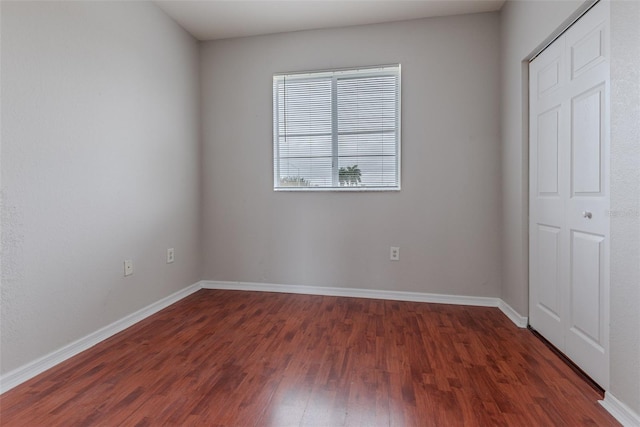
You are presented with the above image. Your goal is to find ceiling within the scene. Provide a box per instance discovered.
[155,0,506,41]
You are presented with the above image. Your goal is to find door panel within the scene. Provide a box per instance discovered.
[537,225,562,319]
[537,108,560,195]
[564,0,609,389]
[529,36,567,353]
[538,59,561,95]
[571,25,606,79]
[529,0,609,388]
[572,86,604,195]
[570,230,604,349]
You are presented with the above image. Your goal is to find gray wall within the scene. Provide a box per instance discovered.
[500,0,640,415]
[200,14,502,297]
[2,0,637,416]
[0,1,201,374]
[498,0,585,317]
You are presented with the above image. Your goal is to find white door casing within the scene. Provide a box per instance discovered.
[529,0,610,388]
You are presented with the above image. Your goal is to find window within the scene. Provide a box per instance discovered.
[273,65,401,191]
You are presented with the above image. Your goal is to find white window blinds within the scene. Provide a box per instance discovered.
[273,65,401,191]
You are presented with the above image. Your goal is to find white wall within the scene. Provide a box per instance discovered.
[200,14,502,297]
[610,0,640,414]
[0,1,201,374]
[500,0,640,416]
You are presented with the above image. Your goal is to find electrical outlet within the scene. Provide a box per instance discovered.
[167,248,175,264]
[124,259,133,276]
[390,246,400,261]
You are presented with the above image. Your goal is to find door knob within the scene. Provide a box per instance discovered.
[582,211,592,219]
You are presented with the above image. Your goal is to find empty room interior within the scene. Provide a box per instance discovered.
[1,0,639,425]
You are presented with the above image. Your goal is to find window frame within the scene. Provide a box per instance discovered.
[273,64,401,192]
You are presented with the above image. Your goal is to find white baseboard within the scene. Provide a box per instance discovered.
[0,282,202,394]
[201,280,528,328]
[600,392,640,427]
[202,280,501,307]
[498,299,529,328]
[1,280,530,395]
[7,279,637,423]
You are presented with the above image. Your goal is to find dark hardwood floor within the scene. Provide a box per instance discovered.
[0,289,619,426]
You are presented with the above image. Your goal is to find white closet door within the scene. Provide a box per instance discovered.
[529,0,610,388]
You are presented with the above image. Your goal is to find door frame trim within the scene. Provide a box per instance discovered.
[528,0,599,62]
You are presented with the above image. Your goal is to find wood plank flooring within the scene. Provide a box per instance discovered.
[0,289,619,426]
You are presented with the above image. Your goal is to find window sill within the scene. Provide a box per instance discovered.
[274,186,401,192]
